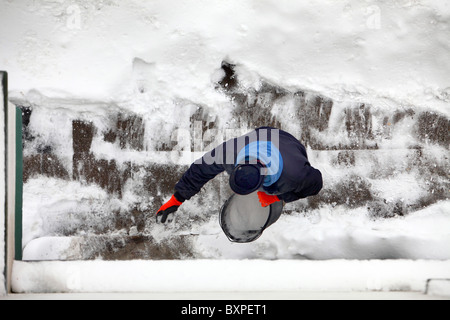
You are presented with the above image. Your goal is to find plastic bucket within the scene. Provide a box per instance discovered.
[219,192,283,243]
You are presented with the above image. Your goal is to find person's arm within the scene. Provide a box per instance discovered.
[174,149,226,202]
[156,144,229,223]
[277,166,323,203]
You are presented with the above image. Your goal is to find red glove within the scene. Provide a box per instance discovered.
[156,194,183,223]
[257,191,280,207]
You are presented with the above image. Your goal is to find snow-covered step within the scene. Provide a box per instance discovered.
[21,200,450,261]
[22,234,199,261]
[11,259,450,294]
[426,279,450,298]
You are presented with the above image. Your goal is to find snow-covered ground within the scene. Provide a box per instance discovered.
[0,0,449,295]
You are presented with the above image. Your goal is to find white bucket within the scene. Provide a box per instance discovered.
[220,192,283,243]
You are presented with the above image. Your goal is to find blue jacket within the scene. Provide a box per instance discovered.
[174,127,323,203]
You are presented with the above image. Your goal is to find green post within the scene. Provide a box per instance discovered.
[15,107,22,261]
[1,71,7,288]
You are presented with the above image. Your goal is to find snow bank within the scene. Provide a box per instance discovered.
[12,259,450,294]
[1,0,449,113]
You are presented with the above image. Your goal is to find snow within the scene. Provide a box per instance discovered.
[20,190,450,261]
[194,201,450,260]
[1,0,449,115]
[11,259,450,293]
[0,0,449,295]
[426,279,450,298]
[22,177,111,248]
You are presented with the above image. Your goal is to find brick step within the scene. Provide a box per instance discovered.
[22,235,199,261]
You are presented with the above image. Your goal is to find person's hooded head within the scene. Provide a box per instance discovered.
[229,160,265,195]
[230,140,283,195]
